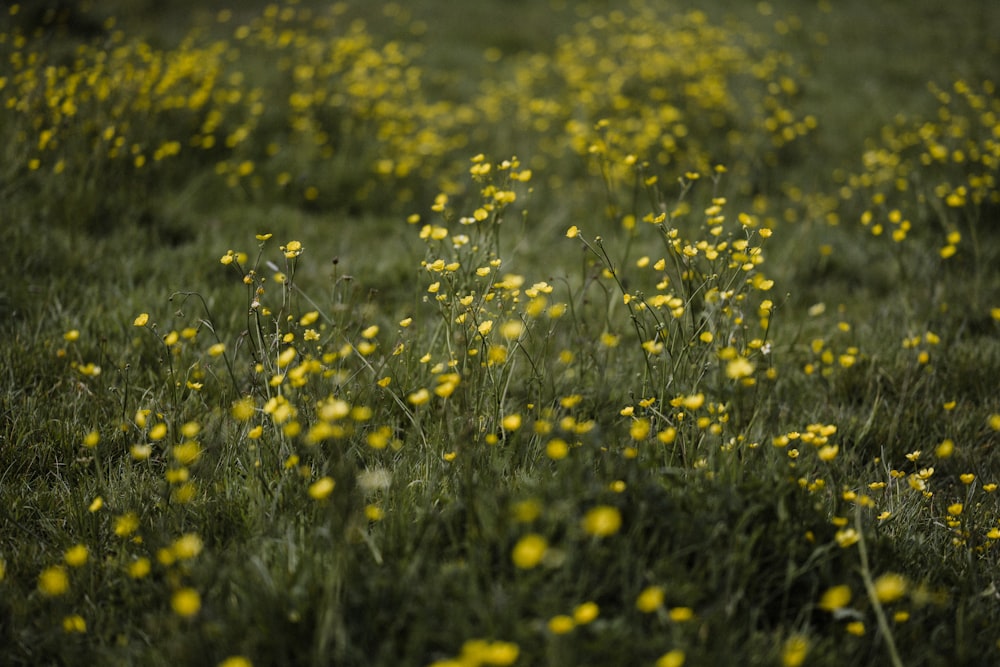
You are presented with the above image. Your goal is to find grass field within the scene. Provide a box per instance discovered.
[2,1,1000,665]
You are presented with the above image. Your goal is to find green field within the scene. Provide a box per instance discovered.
[3,1,1000,665]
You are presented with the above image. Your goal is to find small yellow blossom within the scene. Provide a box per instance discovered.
[669,606,694,622]
[547,615,575,634]
[819,585,852,611]
[782,634,809,667]
[935,439,954,458]
[988,414,1000,431]
[581,505,622,537]
[218,657,253,667]
[172,533,204,560]
[511,534,547,569]
[655,650,686,667]
[873,573,908,603]
[835,528,859,547]
[127,558,151,579]
[62,615,87,634]
[502,414,522,431]
[308,477,336,500]
[680,393,705,410]
[725,356,755,380]
[573,601,599,625]
[232,397,256,421]
[818,444,839,461]
[64,544,89,568]
[636,585,665,612]
[407,388,431,406]
[38,565,70,596]
[114,513,140,538]
[171,588,201,617]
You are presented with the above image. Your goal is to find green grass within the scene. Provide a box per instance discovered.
[2,1,1000,666]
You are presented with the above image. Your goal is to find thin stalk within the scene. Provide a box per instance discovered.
[855,505,904,667]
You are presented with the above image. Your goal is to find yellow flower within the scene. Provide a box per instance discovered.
[171,587,201,617]
[725,356,755,380]
[130,443,152,461]
[308,477,336,500]
[835,528,859,548]
[547,615,575,634]
[655,650,686,667]
[669,606,694,622]
[114,512,140,537]
[572,601,599,625]
[62,614,87,633]
[873,573,907,603]
[629,418,650,440]
[846,621,865,636]
[133,313,149,327]
[511,533,547,569]
[680,393,704,410]
[636,585,665,613]
[988,414,1000,431]
[500,320,524,340]
[218,657,253,667]
[471,641,518,666]
[935,439,954,458]
[407,388,430,406]
[818,585,852,611]
[82,430,99,448]
[231,397,256,421]
[502,414,522,431]
[781,634,809,667]
[512,499,541,523]
[38,565,70,596]
[277,347,297,368]
[581,505,622,537]
[818,444,839,461]
[127,558,151,579]
[64,544,89,568]
[172,533,204,560]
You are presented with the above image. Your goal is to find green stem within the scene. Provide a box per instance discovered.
[855,505,904,667]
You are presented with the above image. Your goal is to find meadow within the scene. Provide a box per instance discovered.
[2,0,1000,665]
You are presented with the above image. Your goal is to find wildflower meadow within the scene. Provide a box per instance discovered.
[2,1,1000,665]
